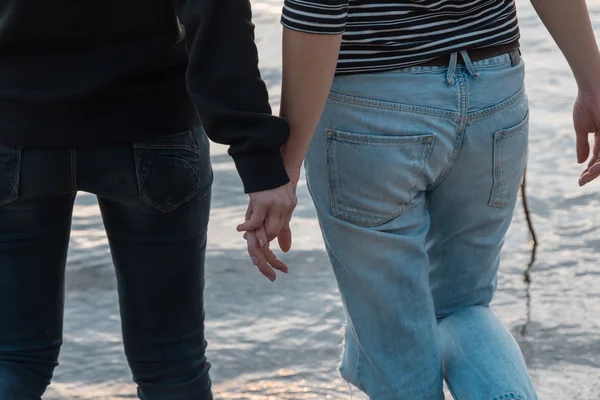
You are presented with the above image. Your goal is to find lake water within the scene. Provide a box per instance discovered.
[44,1,600,399]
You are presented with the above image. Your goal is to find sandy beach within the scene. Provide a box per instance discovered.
[43,1,600,399]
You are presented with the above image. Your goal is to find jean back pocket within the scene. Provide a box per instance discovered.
[326,129,434,227]
[489,112,529,208]
[134,128,211,213]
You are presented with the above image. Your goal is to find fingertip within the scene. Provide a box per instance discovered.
[238,223,257,232]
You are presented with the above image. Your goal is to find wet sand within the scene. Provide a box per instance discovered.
[44,1,600,399]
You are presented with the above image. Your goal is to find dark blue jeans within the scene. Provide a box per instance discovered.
[0,128,214,400]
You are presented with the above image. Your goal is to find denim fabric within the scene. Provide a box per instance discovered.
[0,128,214,400]
[305,52,538,400]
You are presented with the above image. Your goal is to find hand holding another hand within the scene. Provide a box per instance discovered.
[238,166,301,281]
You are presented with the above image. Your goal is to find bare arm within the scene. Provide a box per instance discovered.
[278,0,348,171]
[531,0,600,183]
[280,29,342,171]
[530,0,600,92]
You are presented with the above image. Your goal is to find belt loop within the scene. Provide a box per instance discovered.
[509,49,521,67]
[460,50,480,78]
[446,52,458,85]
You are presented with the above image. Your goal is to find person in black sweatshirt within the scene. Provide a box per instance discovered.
[0,1,296,399]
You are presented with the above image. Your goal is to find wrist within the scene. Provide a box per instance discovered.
[284,159,303,172]
[281,146,304,171]
[574,54,600,95]
[577,78,600,96]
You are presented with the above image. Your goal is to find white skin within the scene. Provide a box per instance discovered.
[241,0,600,280]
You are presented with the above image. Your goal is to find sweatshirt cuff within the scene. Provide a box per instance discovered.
[232,150,290,193]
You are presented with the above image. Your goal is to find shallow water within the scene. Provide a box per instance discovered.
[44,1,600,399]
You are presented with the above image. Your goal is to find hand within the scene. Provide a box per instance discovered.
[276,164,301,252]
[241,164,300,280]
[237,172,298,252]
[574,90,600,186]
[244,230,288,282]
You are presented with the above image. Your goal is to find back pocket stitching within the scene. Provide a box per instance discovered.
[133,147,201,213]
[133,128,200,155]
[489,112,529,208]
[0,147,20,207]
[326,129,434,227]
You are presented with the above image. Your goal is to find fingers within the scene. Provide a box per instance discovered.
[245,202,253,222]
[240,184,298,278]
[264,187,297,241]
[263,245,289,274]
[591,131,600,165]
[245,229,288,280]
[240,183,298,235]
[576,129,590,164]
[245,230,261,267]
[264,211,285,242]
[277,217,293,253]
[579,131,600,186]
[580,161,600,186]
[255,226,268,249]
[237,202,266,232]
[245,231,276,282]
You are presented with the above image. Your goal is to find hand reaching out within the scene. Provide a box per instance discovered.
[575,90,600,186]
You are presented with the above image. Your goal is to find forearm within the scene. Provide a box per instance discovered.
[531,0,600,92]
[280,28,342,169]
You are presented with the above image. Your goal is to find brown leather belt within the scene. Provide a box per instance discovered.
[419,41,521,67]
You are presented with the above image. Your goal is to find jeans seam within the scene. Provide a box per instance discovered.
[133,128,200,155]
[328,91,459,118]
[133,144,201,155]
[489,393,531,400]
[468,85,526,121]
[446,383,531,400]
[426,74,468,192]
[191,127,200,150]
[14,148,21,195]
[445,379,458,400]
[139,189,199,214]
[488,110,529,208]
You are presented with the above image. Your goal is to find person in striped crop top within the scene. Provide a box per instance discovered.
[282,0,520,73]
[242,0,600,398]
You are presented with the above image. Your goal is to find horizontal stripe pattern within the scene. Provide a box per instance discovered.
[281,0,520,74]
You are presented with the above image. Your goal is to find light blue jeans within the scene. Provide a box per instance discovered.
[305,50,538,400]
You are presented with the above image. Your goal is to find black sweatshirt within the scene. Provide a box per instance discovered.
[0,0,289,193]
